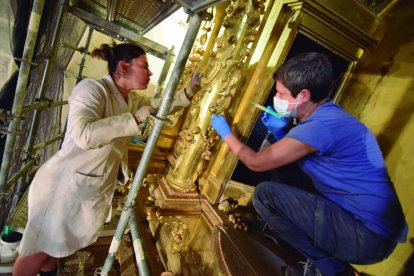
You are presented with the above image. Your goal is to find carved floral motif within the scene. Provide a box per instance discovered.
[167,0,266,192]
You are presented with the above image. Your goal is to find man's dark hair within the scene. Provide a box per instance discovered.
[273,52,334,102]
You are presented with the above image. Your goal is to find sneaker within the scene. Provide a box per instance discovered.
[285,260,323,276]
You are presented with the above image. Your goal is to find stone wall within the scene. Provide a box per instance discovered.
[340,0,414,274]
[0,0,15,88]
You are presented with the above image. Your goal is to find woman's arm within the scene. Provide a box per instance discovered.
[68,79,139,149]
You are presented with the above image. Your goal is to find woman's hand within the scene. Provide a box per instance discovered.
[133,106,154,123]
[185,73,202,98]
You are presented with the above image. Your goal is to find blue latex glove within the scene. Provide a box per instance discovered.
[261,106,290,140]
[211,114,232,140]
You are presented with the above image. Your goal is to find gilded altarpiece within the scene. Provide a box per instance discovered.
[141,0,380,274]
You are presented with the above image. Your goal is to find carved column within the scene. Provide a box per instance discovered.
[166,0,265,192]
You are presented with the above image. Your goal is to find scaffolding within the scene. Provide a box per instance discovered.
[0,0,221,274]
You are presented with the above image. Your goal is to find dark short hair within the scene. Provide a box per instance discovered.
[91,42,146,75]
[273,52,333,102]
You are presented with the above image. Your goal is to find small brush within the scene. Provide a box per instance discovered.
[250,101,282,119]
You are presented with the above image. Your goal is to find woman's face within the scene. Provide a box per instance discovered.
[123,54,153,90]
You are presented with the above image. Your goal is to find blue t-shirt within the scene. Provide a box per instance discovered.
[287,101,408,242]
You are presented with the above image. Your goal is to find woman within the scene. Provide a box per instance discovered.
[13,42,200,275]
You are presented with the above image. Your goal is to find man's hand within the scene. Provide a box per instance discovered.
[134,106,154,123]
[261,106,290,140]
[211,114,232,140]
[185,73,202,98]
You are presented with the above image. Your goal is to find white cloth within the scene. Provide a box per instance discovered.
[18,74,190,257]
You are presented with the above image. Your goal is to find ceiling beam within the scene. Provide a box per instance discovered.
[69,6,169,60]
[175,0,227,13]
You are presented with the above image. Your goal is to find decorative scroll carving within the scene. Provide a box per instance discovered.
[170,221,189,253]
[166,8,216,127]
[142,12,215,138]
[218,197,249,231]
[166,0,266,192]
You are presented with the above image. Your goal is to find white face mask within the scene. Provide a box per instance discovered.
[273,97,298,118]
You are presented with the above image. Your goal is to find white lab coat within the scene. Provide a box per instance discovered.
[18,74,190,257]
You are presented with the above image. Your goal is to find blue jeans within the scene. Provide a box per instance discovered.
[253,165,397,276]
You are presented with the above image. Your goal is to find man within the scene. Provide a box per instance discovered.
[211,52,407,275]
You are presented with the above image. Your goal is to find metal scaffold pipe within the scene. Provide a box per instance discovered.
[153,46,175,98]
[21,100,68,114]
[100,13,203,276]
[4,132,64,192]
[76,27,94,84]
[8,0,69,220]
[24,0,68,157]
[0,0,45,201]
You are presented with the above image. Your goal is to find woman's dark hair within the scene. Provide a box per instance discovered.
[91,42,146,75]
[273,52,334,102]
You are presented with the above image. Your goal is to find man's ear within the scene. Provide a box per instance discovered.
[299,89,311,101]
